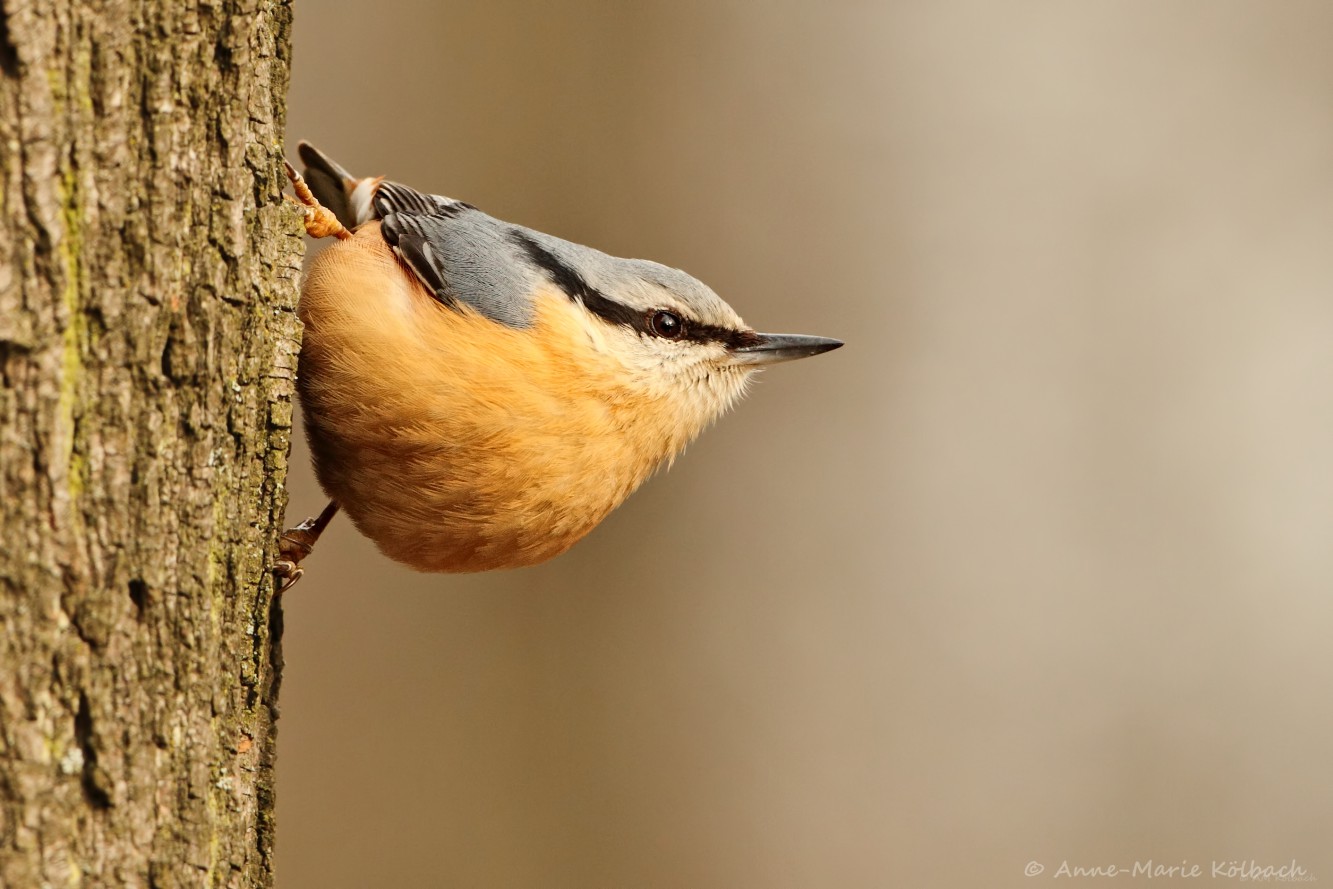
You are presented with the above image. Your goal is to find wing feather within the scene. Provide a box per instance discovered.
[376,184,535,328]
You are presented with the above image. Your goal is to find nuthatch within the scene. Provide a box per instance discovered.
[275,143,841,588]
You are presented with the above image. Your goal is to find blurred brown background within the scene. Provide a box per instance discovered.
[279,2,1333,886]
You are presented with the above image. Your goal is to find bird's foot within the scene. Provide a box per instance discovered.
[273,501,341,593]
[284,160,352,241]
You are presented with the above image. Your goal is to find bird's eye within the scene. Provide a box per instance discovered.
[649,310,684,339]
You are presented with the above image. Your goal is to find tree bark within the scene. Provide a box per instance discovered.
[0,1,299,886]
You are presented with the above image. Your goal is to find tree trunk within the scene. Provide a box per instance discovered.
[0,1,299,885]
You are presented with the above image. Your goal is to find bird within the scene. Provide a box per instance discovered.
[275,142,841,588]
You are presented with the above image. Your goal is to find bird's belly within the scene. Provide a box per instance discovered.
[304,424,634,572]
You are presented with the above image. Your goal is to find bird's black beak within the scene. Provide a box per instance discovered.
[729,332,844,366]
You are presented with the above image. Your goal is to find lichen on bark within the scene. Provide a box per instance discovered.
[0,1,301,885]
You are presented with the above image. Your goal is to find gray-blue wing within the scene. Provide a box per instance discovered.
[375,183,536,329]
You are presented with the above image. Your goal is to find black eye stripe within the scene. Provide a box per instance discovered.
[509,230,760,349]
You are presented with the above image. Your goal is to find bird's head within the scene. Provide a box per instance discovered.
[511,231,842,439]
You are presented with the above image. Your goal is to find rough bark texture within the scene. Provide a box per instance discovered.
[0,1,299,886]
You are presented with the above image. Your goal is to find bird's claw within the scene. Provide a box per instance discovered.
[284,159,352,241]
[273,559,305,594]
[271,501,341,593]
